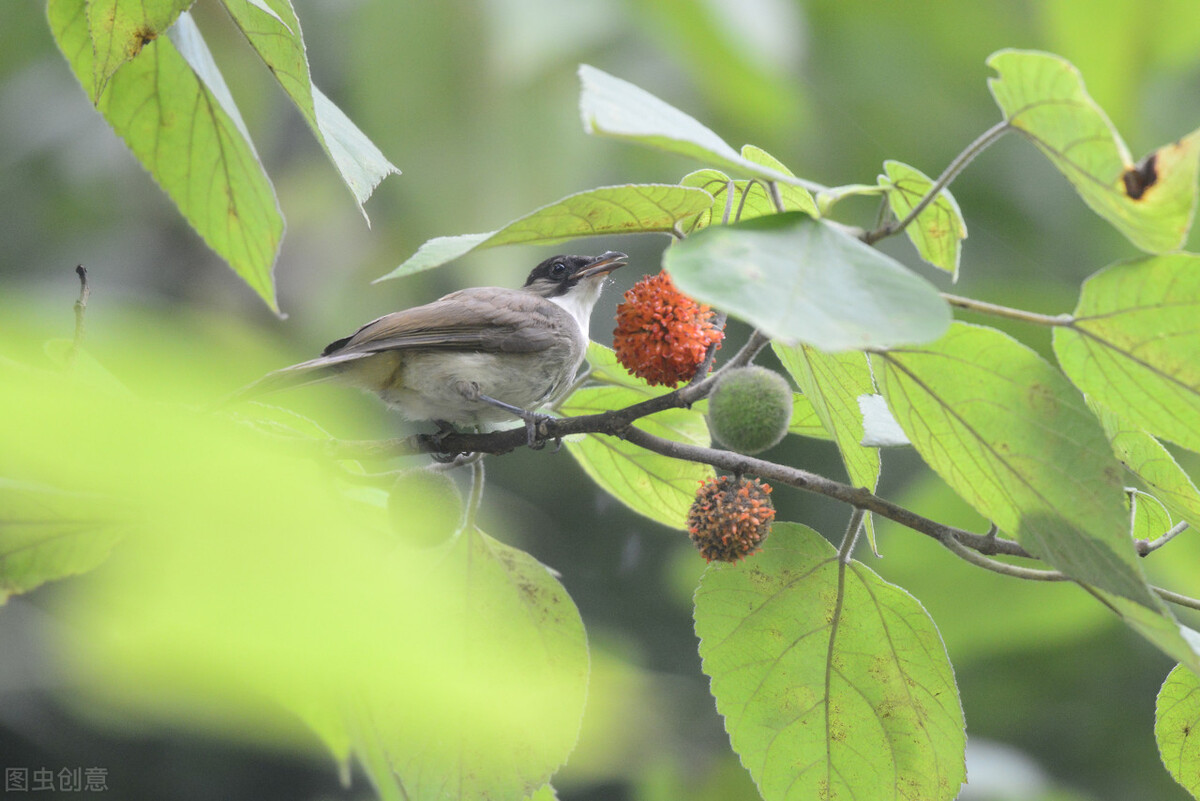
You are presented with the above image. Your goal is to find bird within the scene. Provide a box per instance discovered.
[230,251,628,449]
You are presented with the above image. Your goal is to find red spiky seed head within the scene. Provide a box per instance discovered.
[613,271,723,388]
[687,475,775,562]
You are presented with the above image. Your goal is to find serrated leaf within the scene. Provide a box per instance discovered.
[561,385,712,529]
[379,185,713,281]
[695,523,965,801]
[774,344,881,552]
[1054,254,1200,454]
[0,480,126,603]
[880,160,966,279]
[987,49,1200,253]
[1090,400,1200,529]
[86,0,191,97]
[48,2,283,311]
[1157,663,1200,799]
[579,65,821,191]
[221,0,399,219]
[874,322,1157,608]
[665,212,950,351]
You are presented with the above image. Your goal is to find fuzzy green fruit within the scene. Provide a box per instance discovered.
[706,366,793,454]
[388,467,463,547]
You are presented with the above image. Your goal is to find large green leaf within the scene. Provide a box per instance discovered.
[695,523,965,801]
[561,385,713,529]
[879,160,966,279]
[0,480,126,603]
[1090,401,1200,529]
[774,344,881,552]
[987,49,1200,253]
[220,0,399,218]
[48,2,283,311]
[379,185,713,281]
[664,213,950,351]
[1,348,587,801]
[874,322,1156,608]
[86,0,191,97]
[1054,254,1200,454]
[579,65,820,191]
[1157,663,1200,799]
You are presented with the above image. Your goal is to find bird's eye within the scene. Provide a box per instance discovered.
[551,261,567,277]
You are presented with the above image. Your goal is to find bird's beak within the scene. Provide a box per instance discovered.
[578,251,628,280]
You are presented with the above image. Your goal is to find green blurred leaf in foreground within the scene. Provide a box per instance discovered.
[1054,254,1200,455]
[695,523,965,801]
[664,213,950,351]
[1156,663,1200,799]
[874,322,1156,608]
[48,1,284,311]
[0,345,587,801]
[987,49,1200,254]
[379,184,713,281]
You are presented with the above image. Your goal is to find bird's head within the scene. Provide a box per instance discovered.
[522,251,628,299]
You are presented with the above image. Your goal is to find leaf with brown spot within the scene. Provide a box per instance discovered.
[988,49,1200,253]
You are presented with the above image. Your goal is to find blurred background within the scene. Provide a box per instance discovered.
[4,0,1200,798]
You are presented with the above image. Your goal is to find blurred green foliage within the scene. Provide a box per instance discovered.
[5,1,1200,799]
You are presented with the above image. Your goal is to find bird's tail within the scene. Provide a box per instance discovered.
[213,358,340,410]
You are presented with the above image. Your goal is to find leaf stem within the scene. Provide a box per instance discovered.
[941,293,1073,327]
[864,120,1010,245]
[838,508,866,564]
[1136,520,1189,556]
[70,265,90,364]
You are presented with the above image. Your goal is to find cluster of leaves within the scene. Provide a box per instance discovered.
[45,0,400,312]
[8,8,1200,800]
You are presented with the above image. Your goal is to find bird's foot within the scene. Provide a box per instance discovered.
[424,420,466,463]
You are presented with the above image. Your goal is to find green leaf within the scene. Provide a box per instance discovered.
[1157,663,1200,799]
[774,344,881,552]
[1054,254,1200,454]
[987,49,1200,253]
[48,2,284,311]
[0,480,126,603]
[874,322,1157,608]
[664,213,951,351]
[680,164,815,235]
[561,385,712,529]
[583,342,657,390]
[379,185,713,281]
[2,358,588,800]
[695,523,965,801]
[86,0,191,97]
[1089,401,1200,529]
[788,393,832,440]
[879,160,966,279]
[373,528,590,800]
[579,65,821,191]
[740,146,819,216]
[1101,595,1200,674]
[220,0,399,218]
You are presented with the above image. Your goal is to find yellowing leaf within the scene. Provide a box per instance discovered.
[987,49,1200,253]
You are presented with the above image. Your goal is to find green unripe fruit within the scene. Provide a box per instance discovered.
[388,467,463,547]
[706,366,793,454]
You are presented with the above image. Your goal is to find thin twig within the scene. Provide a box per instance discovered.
[942,293,1072,327]
[464,457,485,532]
[69,265,90,363]
[1136,520,1189,556]
[1152,585,1200,612]
[863,121,1010,245]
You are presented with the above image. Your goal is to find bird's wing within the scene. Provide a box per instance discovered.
[323,288,567,357]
